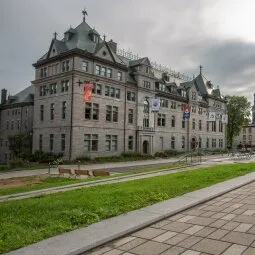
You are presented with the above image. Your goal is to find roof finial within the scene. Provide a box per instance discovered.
[82,8,88,22]
[103,34,106,41]
[53,32,58,39]
[199,65,203,75]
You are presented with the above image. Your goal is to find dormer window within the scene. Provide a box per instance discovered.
[146,67,150,73]
[93,35,99,43]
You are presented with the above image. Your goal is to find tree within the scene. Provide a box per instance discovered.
[8,132,32,157]
[226,96,251,148]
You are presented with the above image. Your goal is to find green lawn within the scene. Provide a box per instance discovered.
[0,163,255,254]
[0,163,185,196]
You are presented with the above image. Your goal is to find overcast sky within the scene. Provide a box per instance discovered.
[0,0,255,104]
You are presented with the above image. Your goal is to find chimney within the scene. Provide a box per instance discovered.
[1,88,7,104]
[108,39,117,53]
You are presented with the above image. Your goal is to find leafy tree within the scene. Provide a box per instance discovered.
[226,96,251,148]
[8,132,32,157]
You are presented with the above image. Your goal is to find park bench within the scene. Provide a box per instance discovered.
[92,170,110,177]
[58,168,74,178]
[74,169,93,178]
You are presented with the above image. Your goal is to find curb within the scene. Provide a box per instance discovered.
[4,172,255,255]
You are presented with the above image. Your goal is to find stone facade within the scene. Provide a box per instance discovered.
[31,17,227,160]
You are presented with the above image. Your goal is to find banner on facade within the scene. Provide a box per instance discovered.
[83,82,94,101]
[183,105,191,119]
[208,112,216,121]
[222,114,228,124]
[151,99,160,111]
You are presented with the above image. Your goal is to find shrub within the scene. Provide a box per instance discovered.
[8,159,25,169]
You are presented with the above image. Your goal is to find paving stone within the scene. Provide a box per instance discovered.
[177,215,195,223]
[201,211,216,217]
[233,223,253,232]
[103,249,124,255]
[222,231,255,246]
[167,214,186,221]
[207,229,229,240]
[118,238,147,251]
[231,208,246,215]
[152,231,177,242]
[242,247,255,255]
[247,226,255,234]
[233,215,255,224]
[177,235,202,248]
[160,246,185,255]
[111,237,137,248]
[181,250,201,255]
[243,210,255,216]
[184,225,204,235]
[209,219,228,228]
[165,233,190,245]
[151,220,171,228]
[187,216,216,226]
[130,240,170,255]
[231,203,244,209]
[221,244,247,255]
[221,213,236,220]
[122,253,136,255]
[192,238,231,255]
[184,209,205,216]
[199,205,221,212]
[162,222,193,232]
[221,221,240,231]
[194,227,217,237]
[88,246,112,255]
[210,212,227,219]
[132,227,166,239]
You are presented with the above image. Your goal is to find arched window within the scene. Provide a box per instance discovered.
[199,137,202,148]
[171,136,175,149]
[182,136,185,148]
[143,99,149,113]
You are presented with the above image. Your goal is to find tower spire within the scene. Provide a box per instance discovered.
[199,65,203,75]
[82,8,88,22]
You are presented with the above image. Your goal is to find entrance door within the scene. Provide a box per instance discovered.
[191,138,196,150]
[143,140,149,154]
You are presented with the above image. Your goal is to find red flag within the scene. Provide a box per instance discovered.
[83,82,94,101]
[184,105,191,113]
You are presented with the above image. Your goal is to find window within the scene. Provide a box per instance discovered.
[181,90,186,97]
[212,138,216,148]
[5,141,8,148]
[182,119,185,129]
[198,137,202,148]
[170,101,176,109]
[212,121,216,132]
[40,67,47,77]
[192,106,196,113]
[191,92,196,100]
[143,80,151,88]
[219,121,223,132]
[206,138,209,148]
[171,116,175,127]
[62,60,70,72]
[11,121,14,130]
[61,80,69,92]
[50,103,55,120]
[50,83,57,94]
[127,91,136,101]
[182,136,185,148]
[128,109,134,124]
[100,66,106,76]
[128,136,133,150]
[192,119,195,129]
[156,83,166,92]
[160,99,168,108]
[207,122,209,132]
[146,67,150,73]
[0,139,3,147]
[171,136,175,149]
[199,120,202,131]
[107,68,112,78]
[117,71,122,81]
[249,127,252,133]
[6,121,9,130]
[24,120,28,129]
[40,105,44,121]
[219,138,223,148]
[17,120,20,130]
[105,135,118,151]
[157,113,166,127]
[105,86,120,98]
[49,134,54,151]
[243,128,246,133]
[243,135,246,140]
[84,134,98,151]
[95,65,100,75]
[106,105,118,122]
[7,110,9,116]
[82,61,88,72]
[61,134,65,151]
[143,118,149,128]
[92,84,102,95]
[85,103,99,120]
[144,100,149,113]
[40,85,47,96]
[62,101,67,119]
[26,108,28,115]
[198,107,203,115]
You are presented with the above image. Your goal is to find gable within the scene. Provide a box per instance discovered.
[94,44,115,63]
[48,43,58,58]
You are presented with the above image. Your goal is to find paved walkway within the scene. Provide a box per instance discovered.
[5,171,255,255]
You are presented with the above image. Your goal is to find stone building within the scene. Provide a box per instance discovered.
[31,13,227,160]
[0,86,34,163]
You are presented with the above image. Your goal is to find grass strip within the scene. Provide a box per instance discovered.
[0,163,185,196]
[0,163,254,254]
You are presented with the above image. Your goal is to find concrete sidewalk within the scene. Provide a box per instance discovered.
[5,171,255,255]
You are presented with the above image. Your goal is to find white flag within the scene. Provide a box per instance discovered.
[222,114,228,124]
[151,99,160,111]
[208,112,216,121]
